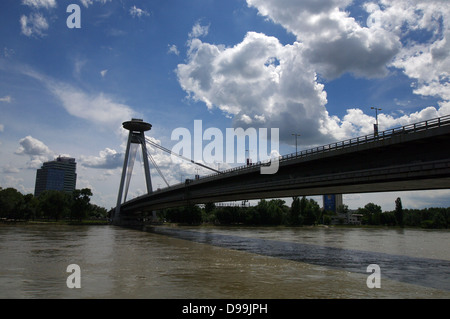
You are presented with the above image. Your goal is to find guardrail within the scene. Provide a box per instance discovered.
[279,114,450,162]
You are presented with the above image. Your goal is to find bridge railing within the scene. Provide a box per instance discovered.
[175,114,450,185]
[280,115,450,161]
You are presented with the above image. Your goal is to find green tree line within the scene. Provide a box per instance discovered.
[160,196,449,229]
[161,197,333,226]
[0,187,108,222]
[355,198,449,229]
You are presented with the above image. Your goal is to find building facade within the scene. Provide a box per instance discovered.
[34,156,77,197]
[323,194,362,225]
[323,194,343,213]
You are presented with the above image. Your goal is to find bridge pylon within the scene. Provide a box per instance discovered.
[113,118,153,223]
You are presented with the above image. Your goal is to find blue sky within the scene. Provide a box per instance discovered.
[1,0,449,210]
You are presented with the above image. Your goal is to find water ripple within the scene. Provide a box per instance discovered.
[148,226,450,291]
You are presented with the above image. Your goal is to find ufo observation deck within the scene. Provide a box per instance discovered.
[122,119,152,132]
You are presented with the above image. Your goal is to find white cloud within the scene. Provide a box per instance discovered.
[2,164,20,174]
[73,59,87,78]
[1,175,28,194]
[80,0,111,8]
[189,22,210,38]
[365,0,450,101]
[50,85,135,128]
[15,135,54,169]
[79,0,92,7]
[168,44,180,56]
[0,96,11,103]
[177,31,332,144]
[247,0,450,100]
[20,13,49,37]
[129,6,150,18]
[3,48,15,58]
[80,148,124,169]
[15,135,51,157]
[20,67,136,129]
[247,0,401,79]
[21,0,56,9]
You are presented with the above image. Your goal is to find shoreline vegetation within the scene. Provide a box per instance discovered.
[0,218,109,225]
[155,198,449,229]
[1,219,448,231]
[0,187,108,224]
[1,187,448,229]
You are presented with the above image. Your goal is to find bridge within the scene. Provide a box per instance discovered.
[112,115,450,224]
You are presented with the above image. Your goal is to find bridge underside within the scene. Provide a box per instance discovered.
[118,122,450,217]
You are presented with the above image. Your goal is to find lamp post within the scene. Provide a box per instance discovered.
[292,133,300,155]
[246,149,252,166]
[371,107,382,136]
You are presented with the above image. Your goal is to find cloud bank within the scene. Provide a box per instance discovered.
[177,0,450,146]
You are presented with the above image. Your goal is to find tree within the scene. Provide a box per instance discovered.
[395,197,404,227]
[364,202,382,215]
[22,193,39,220]
[267,199,286,225]
[183,204,203,224]
[89,204,108,219]
[361,202,382,225]
[290,196,301,225]
[204,202,216,214]
[71,188,93,221]
[38,190,70,221]
[202,202,217,223]
[243,206,259,225]
[256,199,269,224]
[303,198,320,225]
[0,188,24,220]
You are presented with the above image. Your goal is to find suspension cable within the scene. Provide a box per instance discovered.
[145,137,223,174]
[134,135,170,188]
[147,152,170,188]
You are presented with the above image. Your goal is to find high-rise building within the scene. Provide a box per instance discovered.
[34,156,77,197]
[323,194,343,213]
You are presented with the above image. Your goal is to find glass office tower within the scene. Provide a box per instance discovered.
[34,156,77,196]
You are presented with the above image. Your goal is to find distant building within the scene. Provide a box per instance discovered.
[34,156,77,197]
[331,210,363,225]
[324,194,362,225]
[323,194,343,213]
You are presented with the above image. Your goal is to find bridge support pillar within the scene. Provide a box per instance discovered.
[113,119,153,224]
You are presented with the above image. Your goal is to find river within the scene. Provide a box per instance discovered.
[0,223,449,299]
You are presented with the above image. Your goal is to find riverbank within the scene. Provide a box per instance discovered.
[2,218,446,231]
[157,221,439,231]
[0,218,109,225]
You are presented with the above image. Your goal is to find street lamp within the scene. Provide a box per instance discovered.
[371,107,382,136]
[292,133,300,155]
[246,149,252,166]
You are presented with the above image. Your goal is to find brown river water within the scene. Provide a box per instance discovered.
[0,223,449,299]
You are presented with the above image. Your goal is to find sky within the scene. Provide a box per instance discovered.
[0,0,449,211]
